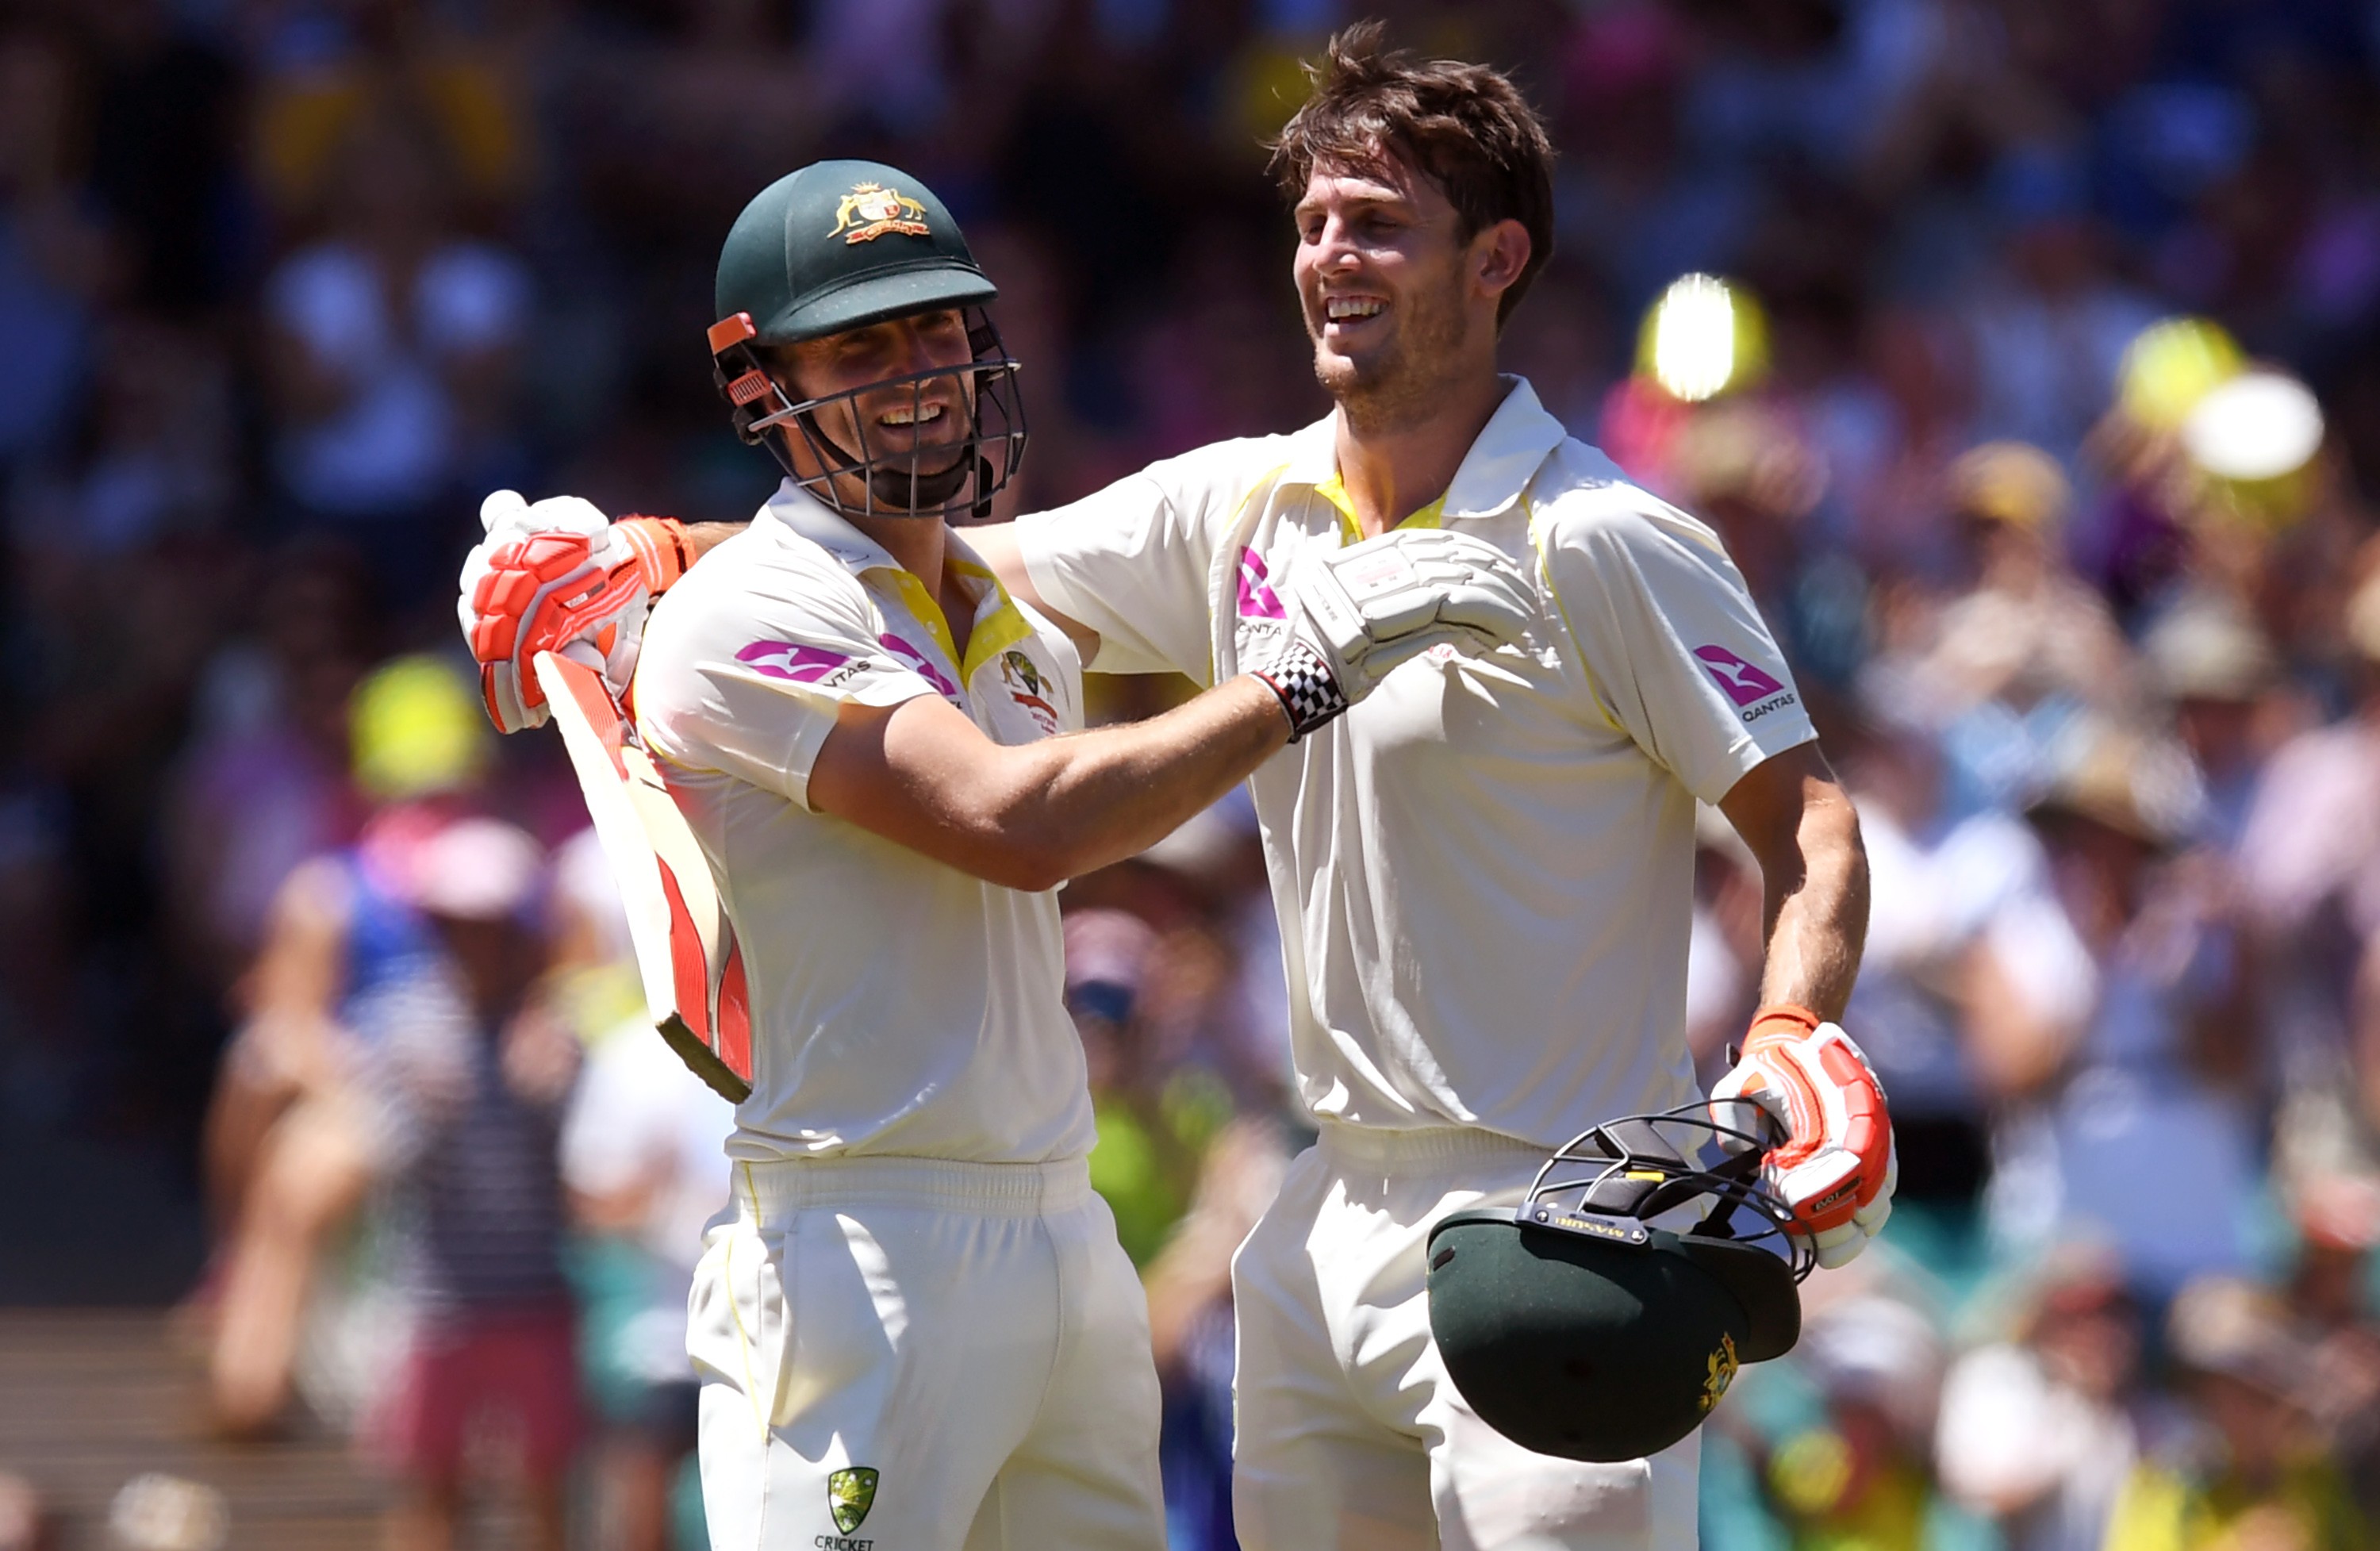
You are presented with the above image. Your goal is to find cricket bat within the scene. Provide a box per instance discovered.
[535,651,753,1103]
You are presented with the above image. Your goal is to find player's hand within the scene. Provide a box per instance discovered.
[1246,529,1536,740]
[457,490,693,731]
[1710,1005,1896,1269]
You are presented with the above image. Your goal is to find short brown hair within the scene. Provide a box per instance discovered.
[1268,21,1557,327]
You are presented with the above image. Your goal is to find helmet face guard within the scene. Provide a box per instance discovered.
[1518,1104,1815,1286]
[711,305,1027,524]
[1424,1104,1808,1464]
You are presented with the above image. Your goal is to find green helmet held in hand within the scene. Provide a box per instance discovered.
[1426,1107,1806,1464]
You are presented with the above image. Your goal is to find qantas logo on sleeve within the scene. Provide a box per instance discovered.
[737,641,858,684]
[1693,645,1789,710]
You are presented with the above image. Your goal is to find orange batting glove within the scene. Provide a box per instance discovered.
[1710,1004,1897,1269]
[458,491,693,731]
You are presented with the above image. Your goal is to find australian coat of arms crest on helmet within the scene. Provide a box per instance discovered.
[829,182,930,244]
[1699,1332,1740,1414]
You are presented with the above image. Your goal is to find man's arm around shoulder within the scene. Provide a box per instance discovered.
[807,679,1285,893]
[812,519,1543,893]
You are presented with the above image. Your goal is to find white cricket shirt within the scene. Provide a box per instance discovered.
[1018,378,1817,1146]
[634,482,1096,1166]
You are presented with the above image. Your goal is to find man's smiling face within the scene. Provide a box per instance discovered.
[1292,153,1476,417]
[775,307,977,489]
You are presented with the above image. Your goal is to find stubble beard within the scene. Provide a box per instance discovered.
[804,390,975,515]
[1311,281,1473,436]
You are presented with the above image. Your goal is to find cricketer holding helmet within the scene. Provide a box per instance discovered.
[473,157,1536,1551]
[463,32,1894,1551]
[999,40,1887,1547]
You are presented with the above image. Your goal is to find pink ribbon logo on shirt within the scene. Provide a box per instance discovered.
[878,633,961,701]
[737,641,854,683]
[1693,645,1786,706]
[1237,547,1286,620]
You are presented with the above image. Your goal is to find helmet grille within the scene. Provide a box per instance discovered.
[1522,1103,1815,1283]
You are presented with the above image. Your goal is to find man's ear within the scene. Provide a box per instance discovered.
[1472,218,1531,308]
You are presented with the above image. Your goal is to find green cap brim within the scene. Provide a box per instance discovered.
[759,260,998,345]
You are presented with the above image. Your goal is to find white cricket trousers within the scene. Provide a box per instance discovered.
[688,1154,1167,1551]
[1230,1123,1700,1551]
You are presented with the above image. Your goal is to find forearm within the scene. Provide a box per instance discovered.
[813,674,1289,890]
[1714,749,1893,1265]
[1011,676,1287,878]
[1752,778,1868,1020]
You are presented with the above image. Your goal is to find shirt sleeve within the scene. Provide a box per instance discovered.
[1537,493,1816,804]
[1013,443,1261,685]
[635,545,942,809]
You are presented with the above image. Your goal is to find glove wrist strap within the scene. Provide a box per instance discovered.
[1248,642,1349,743]
[1745,1004,1824,1049]
[617,516,693,592]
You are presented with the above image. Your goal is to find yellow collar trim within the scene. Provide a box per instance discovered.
[877,556,1038,689]
[880,567,961,670]
[1312,472,1446,545]
[950,558,1036,684]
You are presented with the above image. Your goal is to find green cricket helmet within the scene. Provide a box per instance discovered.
[708,159,1026,520]
[1426,1105,1808,1464]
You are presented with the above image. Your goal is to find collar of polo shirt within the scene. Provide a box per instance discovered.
[1284,374,1571,544]
[761,479,1038,684]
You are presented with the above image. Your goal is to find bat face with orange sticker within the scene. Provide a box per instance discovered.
[536,651,751,1102]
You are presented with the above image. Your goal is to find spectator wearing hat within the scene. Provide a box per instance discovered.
[1663,395,1873,697]
[202,655,494,1438]
[1936,1240,2163,1551]
[2102,1277,2369,1551]
[359,816,581,1551]
[1755,1295,1979,1551]
[2143,593,2282,850]
[1912,442,2136,724]
[1963,719,2262,1298]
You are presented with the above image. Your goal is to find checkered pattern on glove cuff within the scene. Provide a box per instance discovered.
[1250,640,1349,742]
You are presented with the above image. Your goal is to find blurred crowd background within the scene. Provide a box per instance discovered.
[5,0,2380,1547]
